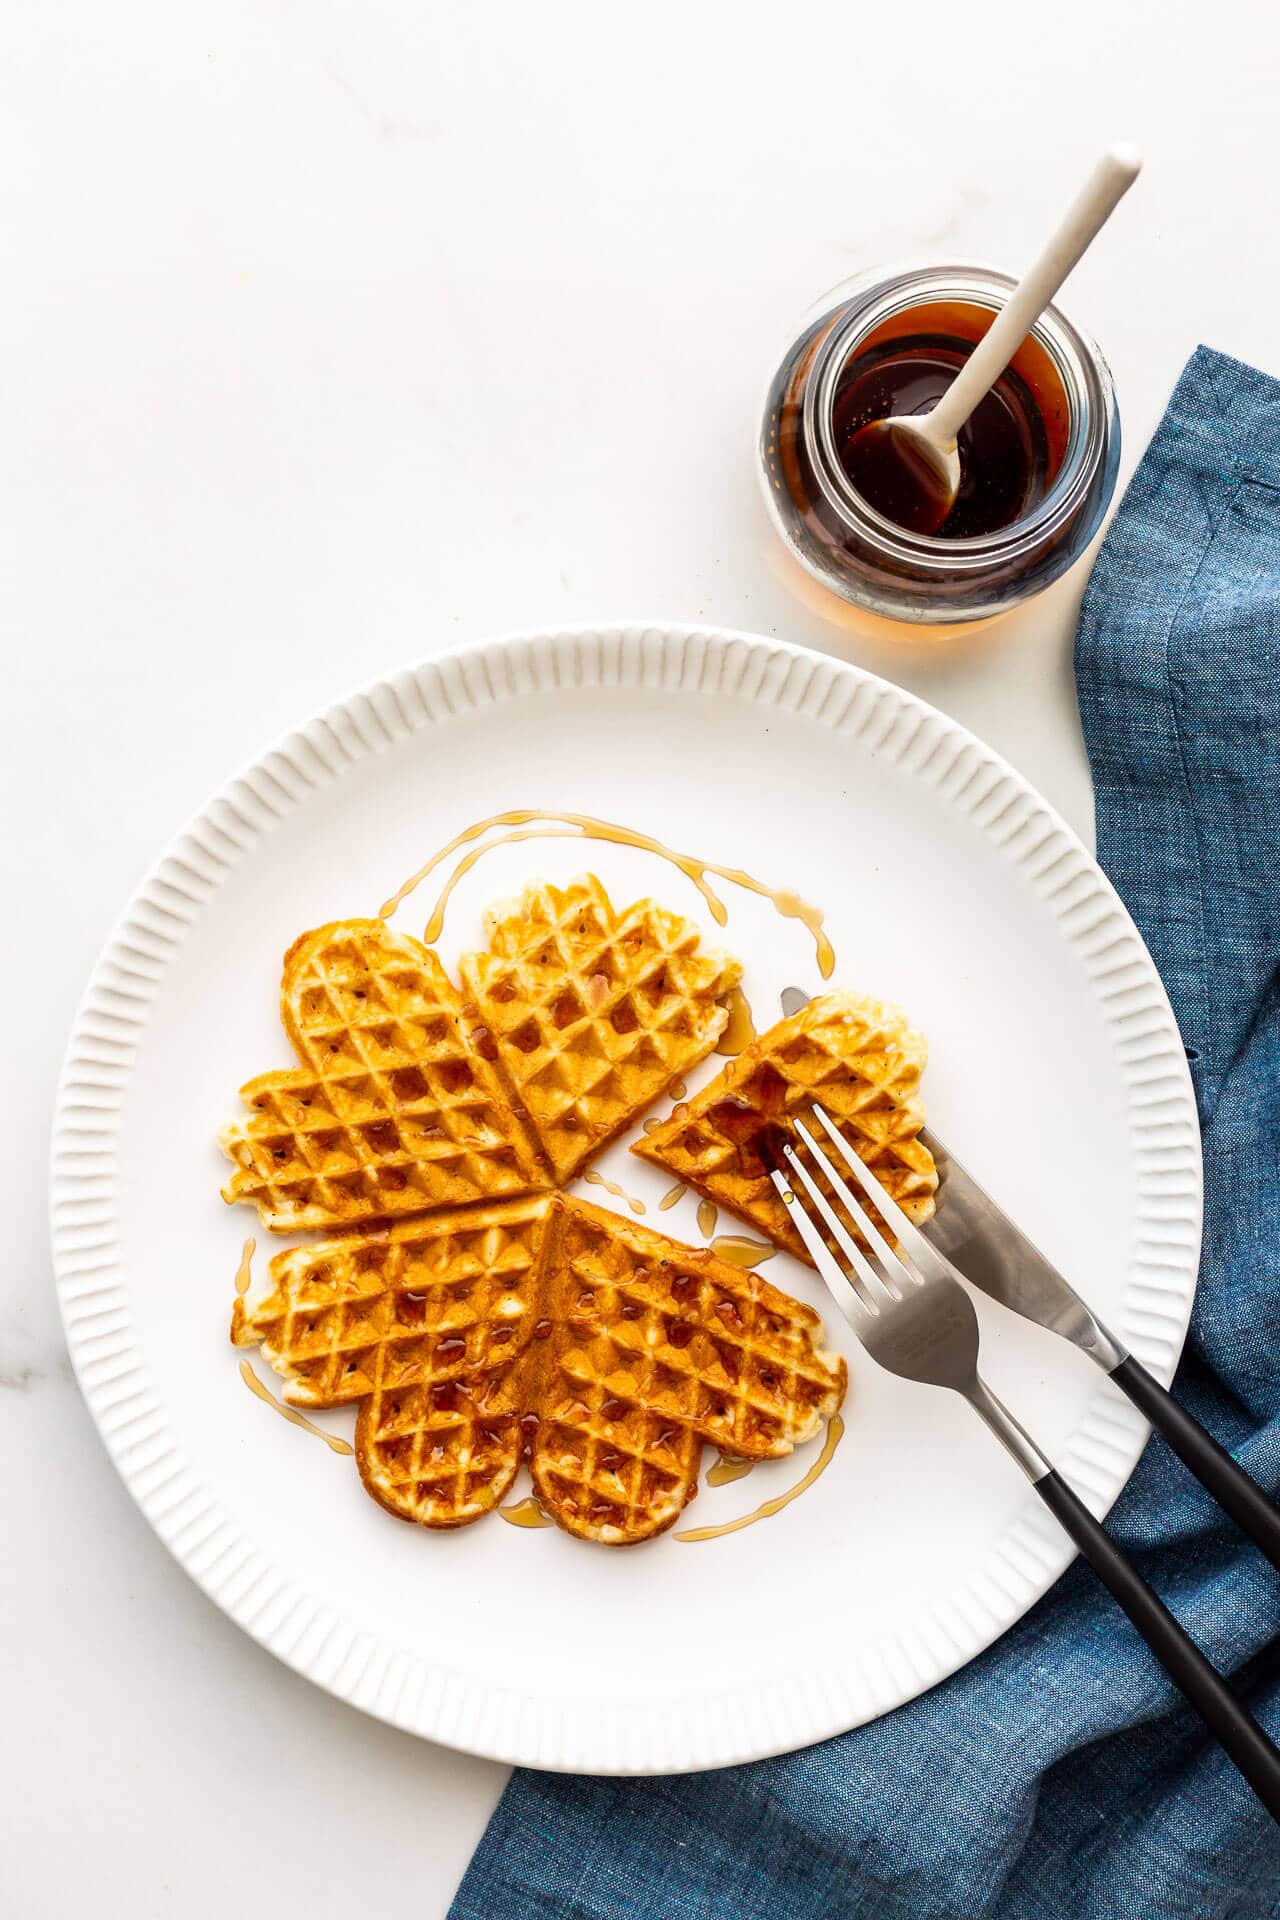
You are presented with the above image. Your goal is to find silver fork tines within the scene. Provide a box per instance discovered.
[763,1105,1047,1472]
[792,1115,919,1299]
[763,1103,1280,1821]
[774,1129,892,1312]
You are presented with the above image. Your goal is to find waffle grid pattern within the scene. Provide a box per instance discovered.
[530,1200,846,1542]
[233,1197,553,1524]
[461,877,741,1183]
[233,1195,846,1543]
[220,921,546,1231]
[635,990,939,1261]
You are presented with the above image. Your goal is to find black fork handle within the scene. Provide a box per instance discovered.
[1111,1354,1280,1574]
[1035,1468,1280,1820]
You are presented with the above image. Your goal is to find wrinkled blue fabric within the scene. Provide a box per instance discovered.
[452,347,1280,1920]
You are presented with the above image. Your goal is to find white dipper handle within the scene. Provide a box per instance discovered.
[923,143,1143,455]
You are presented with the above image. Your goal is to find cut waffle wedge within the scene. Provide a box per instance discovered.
[232,1194,847,1544]
[634,990,938,1261]
[220,920,548,1232]
[232,1195,555,1526]
[534,1197,846,1543]
[459,876,742,1184]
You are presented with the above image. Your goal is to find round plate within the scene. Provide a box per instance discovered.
[51,625,1201,1774]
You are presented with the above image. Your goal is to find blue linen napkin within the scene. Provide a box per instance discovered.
[451,347,1280,1920]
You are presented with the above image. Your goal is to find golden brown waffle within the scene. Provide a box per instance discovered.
[232,1194,847,1544]
[633,990,937,1262]
[459,876,741,1184]
[220,920,547,1233]
[533,1197,846,1542]
[232,1196,554,1525]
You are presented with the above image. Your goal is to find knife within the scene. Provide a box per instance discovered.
[920,1124,1280,1572]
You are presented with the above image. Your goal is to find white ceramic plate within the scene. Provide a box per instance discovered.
[52,624,1201,1774]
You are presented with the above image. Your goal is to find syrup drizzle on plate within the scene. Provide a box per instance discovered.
[377,810,834,979]
[499,1495,553,1529]
[238,1360,355,1456]
[706,1453,755,1488]
[675,1417,844,1543]
[234,1236,256,1295]
[710,1235,777,1267]
[582,1169,646,1215]
[715,986,756,1056]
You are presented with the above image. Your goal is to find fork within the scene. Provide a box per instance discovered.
[920,1126,1280,1574]
[764,1106,1280,1821]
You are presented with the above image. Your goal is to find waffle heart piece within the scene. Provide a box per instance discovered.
[232,1194,847,1544]
[459,876,742,1184]
[220,919,548,1232]
[633,990,937,1261]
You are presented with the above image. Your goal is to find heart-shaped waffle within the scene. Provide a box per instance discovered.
[220,887,952,1545]
[221,881,741,1229]
[633,990,938,1261]
[232,1194,847,1544]
[220,920,549,1232]
[459,877,742,1183]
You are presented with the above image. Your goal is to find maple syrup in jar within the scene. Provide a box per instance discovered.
[760,265,1120,623]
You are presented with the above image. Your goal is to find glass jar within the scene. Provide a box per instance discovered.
[759,264,1120,624]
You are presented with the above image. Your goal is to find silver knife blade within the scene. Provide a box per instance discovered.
[919,1125,1126,1370]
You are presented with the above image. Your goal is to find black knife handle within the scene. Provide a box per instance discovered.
[1036,1468,1280,1820]
[1112,1354,1280,1574]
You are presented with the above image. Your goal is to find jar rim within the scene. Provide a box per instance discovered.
[804,263,1112,572]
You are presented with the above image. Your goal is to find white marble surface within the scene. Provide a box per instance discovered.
[6,2,1277,1912]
